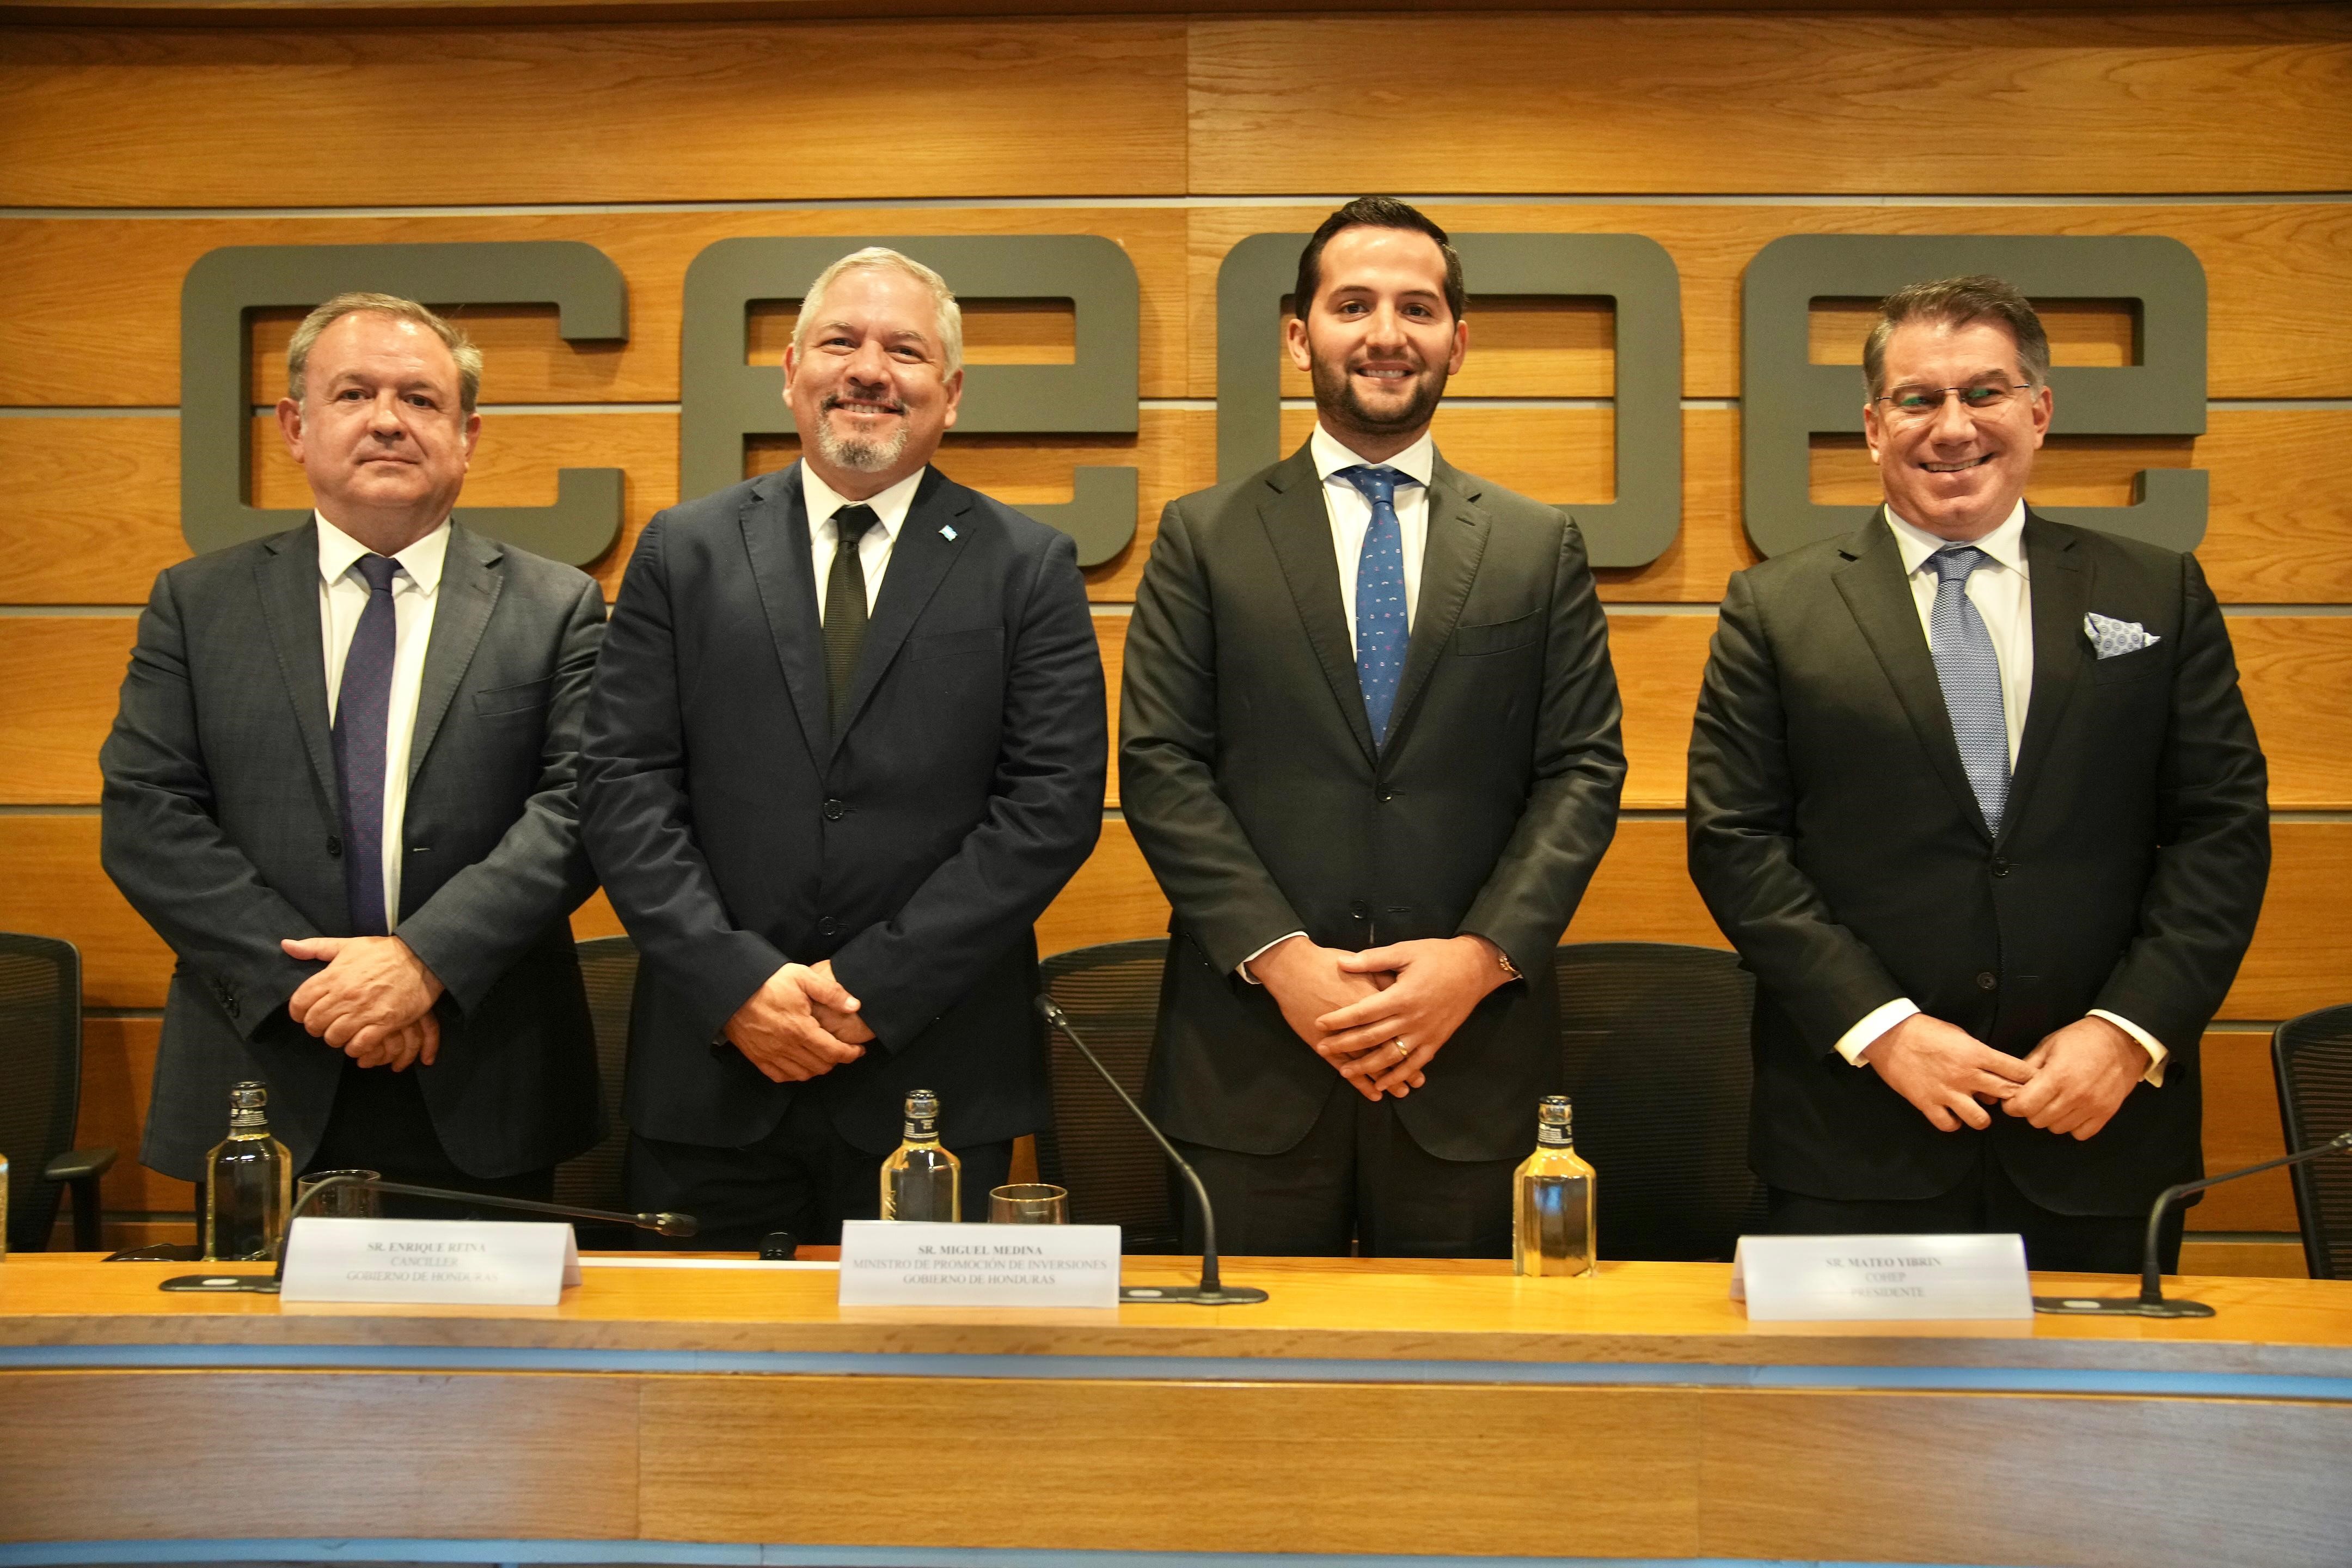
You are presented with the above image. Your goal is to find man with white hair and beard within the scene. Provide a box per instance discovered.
[582,247,1105,1247]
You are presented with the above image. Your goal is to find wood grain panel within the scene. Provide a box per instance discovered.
[76,1015,193,1215]
[1607,613,1712,811]
[0,1369,640,1539]
[0,815,173,1009]
[640,1373,1701,1552]
[2226,823,2352,1021]
[0,22,1186,206]
[2178,1238,2306,1277]
[1184,203,2352,400]
[2231,617,2352,807]
[1189,13,2352,197]
[1038,818,1167,957]
[15,408,2352,612]
[1699,1385,2352,1567]
[0,207,1192,408]
[2198,1028,2293,1232]
[0,615,134,803]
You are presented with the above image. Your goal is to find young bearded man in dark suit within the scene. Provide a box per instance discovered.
[102,294,608,1212]
[1687,275,2270,1272]
[1120,199,1627,1258]
[581,248,1106,1247]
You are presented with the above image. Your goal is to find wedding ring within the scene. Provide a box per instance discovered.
[1393,1039,1410,1060]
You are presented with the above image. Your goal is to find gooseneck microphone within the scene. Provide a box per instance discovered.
[159,1176,697,1294]
[2033,1129,2352,1318]
[1036,994,1268,1306]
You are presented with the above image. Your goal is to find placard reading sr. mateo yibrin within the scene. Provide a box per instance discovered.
[1731,1233,2033,1321]
[837,1220,1121,1308]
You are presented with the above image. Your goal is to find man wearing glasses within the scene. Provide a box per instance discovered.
[1687,275,2269,1272]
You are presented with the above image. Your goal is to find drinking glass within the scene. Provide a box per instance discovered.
[988,1183,1069,1224]
[297,1169,384,1219]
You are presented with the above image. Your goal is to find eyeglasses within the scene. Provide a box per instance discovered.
[1872,381,2038,422]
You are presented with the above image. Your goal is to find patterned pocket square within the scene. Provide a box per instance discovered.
[2084,611,2161,658]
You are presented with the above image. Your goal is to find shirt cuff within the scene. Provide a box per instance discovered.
[1237,932,1306,984]
[2089,1009,2169,1088]
[1834,998,1920,1066]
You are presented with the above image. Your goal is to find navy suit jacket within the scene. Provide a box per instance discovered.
[581,464,1106,1155]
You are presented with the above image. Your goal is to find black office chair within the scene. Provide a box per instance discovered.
[1036,939,1179,1252]
[1552,941,1765,1262]
[2273,1003,2352,1281]
[0,933,114,1252]
[555,935,640,1248]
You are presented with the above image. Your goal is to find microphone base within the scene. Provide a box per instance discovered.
[161,1273,283,1294]
[1119,1282,1270,1306]
[2031,1293,2216,1319]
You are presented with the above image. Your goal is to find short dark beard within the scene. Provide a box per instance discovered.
[1309,353,1448,444]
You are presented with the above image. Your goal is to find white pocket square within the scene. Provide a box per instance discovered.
[2084,611,2160,658]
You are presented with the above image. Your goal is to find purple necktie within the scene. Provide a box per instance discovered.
[333,553,400,936]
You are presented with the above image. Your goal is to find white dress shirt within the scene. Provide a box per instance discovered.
[1836,503,2167,1083]
[1237,427,1438,981]
[803,463,923,622]
[316,512,450,935]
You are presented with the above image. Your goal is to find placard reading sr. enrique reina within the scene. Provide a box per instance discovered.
[837,1221,1120,1308]
[278,1218,581,1306]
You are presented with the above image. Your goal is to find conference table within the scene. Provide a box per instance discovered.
[3,1250,2349,1568]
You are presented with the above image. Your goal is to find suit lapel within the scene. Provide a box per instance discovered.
[1384,456,1489,754]
[1258,446,1377,765]
[2004,509,2089,838]
[1833,507,1987,835]
[253,522,340,815]
[832,467,969,757]
[739,467,830,765]
[407,523,503,783]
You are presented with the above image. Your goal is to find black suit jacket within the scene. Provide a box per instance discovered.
[1120,444,1626,1163]
[100,520,608,1181]
[1687,507,2270,1215]
[579,464,1106,1155]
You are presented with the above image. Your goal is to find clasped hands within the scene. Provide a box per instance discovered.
[724,958,874,1083]
[1253,934,1512,1101]
[1859,1012,2151,1141]
[280,935,445,1072]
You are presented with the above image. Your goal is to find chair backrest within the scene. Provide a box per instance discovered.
[1552,941,1765,1262]
[1036,939,1178,1253]
[554,935,639,1223]
[0,933,83,1254]
[2273,1003,2352,1281]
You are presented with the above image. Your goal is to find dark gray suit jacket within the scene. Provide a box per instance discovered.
[101,519,608,1181]
[1120,444,1626,1164]
[1687,507,2270,1215]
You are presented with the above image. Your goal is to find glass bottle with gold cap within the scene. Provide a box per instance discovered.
[203,1080,292,1261]
[879,1088,960,1222]
[1513,1094,1597,1277]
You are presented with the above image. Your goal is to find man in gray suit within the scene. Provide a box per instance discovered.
[102,292,607,1212]
[1121,199,1625,1256]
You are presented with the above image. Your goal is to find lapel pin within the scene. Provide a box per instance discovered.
[940,524,958,542]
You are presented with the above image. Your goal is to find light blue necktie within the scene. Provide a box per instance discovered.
[1927,545,2009,836]
[1337,464,1413,748]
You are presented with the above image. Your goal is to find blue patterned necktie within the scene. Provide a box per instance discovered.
[1927,544,2010,836]
[333,553,400,936]
[1337,464,1413,747]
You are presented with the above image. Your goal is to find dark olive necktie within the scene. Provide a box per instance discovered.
[824,505,880,724]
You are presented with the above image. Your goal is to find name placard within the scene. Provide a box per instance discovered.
[837,1220,1120,1308]
[1730,1233,2032,1321]
[279,1218,581,1306]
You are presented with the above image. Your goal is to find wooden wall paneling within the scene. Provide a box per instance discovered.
[0,615,135,804]
[0,1370,641,1539]
[0,816,171,1009]
[1183,204,2352,401]
[0,22,1189,207]
[2228,617,2352,807]
[1036,819,1168,957]
[0,208,1193,409]
[639,1373,1703,1551]
[1187,13,2352,197]
[2221,823,2352,1021]
[2197,1028,2294,1232]
[1696,1385,2352,1568]
[75,1015,193,1214]
[0,415,184,605]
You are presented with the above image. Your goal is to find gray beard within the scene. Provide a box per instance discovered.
[815,416,909,474]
